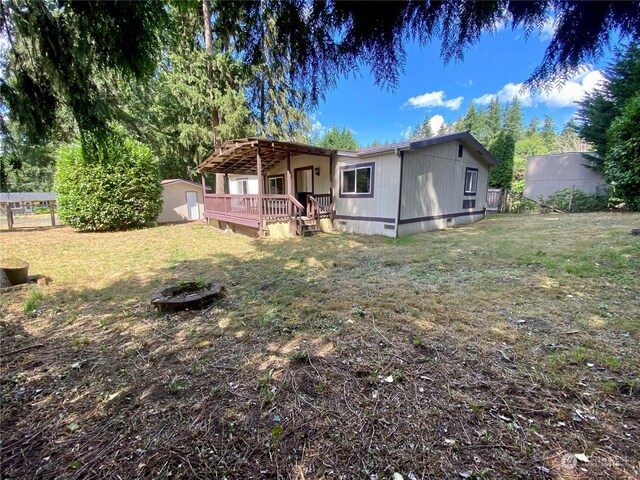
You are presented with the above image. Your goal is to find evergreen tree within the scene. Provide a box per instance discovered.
[408,113,433,139]
[437,123,451,136]
[121,4,252,181]
[484,98,502,143]
[503,96,524,140]
[461,102,482,137]
[605,94,640,210]
[541,115,557,150]
[577,44,640,159]
[488,130,516,189]
[316,126,359,150]
[527,116,541,134]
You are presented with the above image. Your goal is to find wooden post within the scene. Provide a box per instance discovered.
[328,154,333,198]
[257,146,264,236]
[50,201,56,226]
[568,185,575,212]
[8,207,13,230]
[286,152,292,197]
[201,175,209,224]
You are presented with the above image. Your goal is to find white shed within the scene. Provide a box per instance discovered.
[157,179,207,223]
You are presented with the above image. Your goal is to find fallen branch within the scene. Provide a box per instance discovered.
[522,196,565,214]
[1,343,44,357]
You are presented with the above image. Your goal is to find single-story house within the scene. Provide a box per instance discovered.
[524,152,608,199]
[157,179,208,223]
[196,132,497,238]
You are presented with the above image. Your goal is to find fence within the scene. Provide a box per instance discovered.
[486,188,510,213]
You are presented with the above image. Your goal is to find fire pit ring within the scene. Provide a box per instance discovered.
[150,281,226,312]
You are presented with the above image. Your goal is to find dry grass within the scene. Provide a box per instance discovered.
[1,213,639,479]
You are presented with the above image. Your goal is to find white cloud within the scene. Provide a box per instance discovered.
[429,115,445,133]
[405,90,464,110]
[472,67,605,109]
[474,83,533,106]
[539,17,556,41]
[401,126,412,140]
[311,119,326,137]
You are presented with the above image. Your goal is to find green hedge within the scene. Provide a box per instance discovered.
[54,132,162,231]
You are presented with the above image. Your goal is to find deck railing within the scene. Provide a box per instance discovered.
[308,194,333,222]
[203,193,308,234]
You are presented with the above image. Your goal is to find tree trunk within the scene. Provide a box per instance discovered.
[202,0,225,193]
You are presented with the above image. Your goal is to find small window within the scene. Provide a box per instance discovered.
[237,178,248,194]
[458,144,464,157]
[341,163,373,196]
[268,176,284,194]
[464,168,478,195]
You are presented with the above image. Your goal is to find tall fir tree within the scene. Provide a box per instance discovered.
[503,96,524,140]
[484,97,502,144]
[461,102,483,138]
[408,113,433,139]
[541,115,557,150]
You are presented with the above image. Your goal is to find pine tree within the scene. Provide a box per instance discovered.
[484,98,502,144]
[461,102,482,137]
[503,96,524,140]
[541,115,557,151]
[408,113,433,139]
[527,116,541,134]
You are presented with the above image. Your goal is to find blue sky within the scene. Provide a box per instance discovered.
[313,20,612,147]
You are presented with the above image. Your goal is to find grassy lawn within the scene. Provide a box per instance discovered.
[1,213,639,479]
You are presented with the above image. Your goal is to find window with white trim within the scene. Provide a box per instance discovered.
[268,176,284,194]
[341,165,372,195]
[237,178,248,194]
[464,168,478,195]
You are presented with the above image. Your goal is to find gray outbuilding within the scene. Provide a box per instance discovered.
[524,152,607,200]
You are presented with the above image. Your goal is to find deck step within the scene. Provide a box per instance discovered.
[301,223,321,236]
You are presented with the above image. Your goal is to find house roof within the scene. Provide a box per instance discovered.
[161,178,209,189]
[197,137,336,175]
[196,132,497,175]
[349,132,498,165]
[0,192,56,203]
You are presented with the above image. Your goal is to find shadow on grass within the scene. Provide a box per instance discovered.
[2,220,639,479]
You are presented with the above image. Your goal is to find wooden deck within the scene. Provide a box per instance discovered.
[203,193,332,236]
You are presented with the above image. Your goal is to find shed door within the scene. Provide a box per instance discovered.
[186,191,199,220]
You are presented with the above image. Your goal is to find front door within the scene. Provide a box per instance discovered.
[186,191,199,220]
[295,166,315,212]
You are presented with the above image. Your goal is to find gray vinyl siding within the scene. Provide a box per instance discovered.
[333,153,401,237]
[397,142,489,236]
[524,153,607,199]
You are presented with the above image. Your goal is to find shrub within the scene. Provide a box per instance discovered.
[545,188,610,212]
[54,131,162,231]
[488,130,516,189]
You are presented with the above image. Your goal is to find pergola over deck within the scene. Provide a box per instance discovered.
[196,138,336,236]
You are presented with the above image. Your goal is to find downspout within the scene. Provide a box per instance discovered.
[394,150,404,238]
